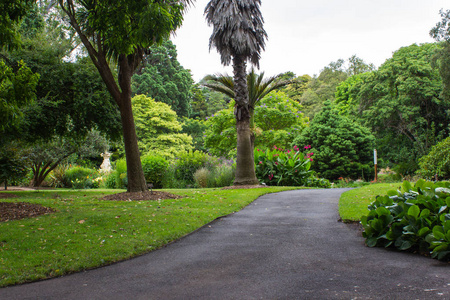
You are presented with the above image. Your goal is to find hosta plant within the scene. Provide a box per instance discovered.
[361,180,450,261]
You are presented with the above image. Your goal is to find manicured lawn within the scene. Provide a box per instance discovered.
[0,187,299,287]
[338,182,403,222]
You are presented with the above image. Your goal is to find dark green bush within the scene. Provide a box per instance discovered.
[173,151,209,186]
[361,180,450,261]
[104,172,117,189]
[293,101,375,181]
[141,155,168,189]
[417,137,450,180]
[64,166,99,189]
[114,159,127,189]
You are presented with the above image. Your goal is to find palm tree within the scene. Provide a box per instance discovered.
[205,0,267,185]
[203,68,291,128]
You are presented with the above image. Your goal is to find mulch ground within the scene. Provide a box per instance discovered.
[221,185,268,190]
[101,191,183,201]
[0,185,268,222]
[0,200,55,222]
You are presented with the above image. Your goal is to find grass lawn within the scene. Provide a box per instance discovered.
[0,187,299,287]
[338,182,403,222]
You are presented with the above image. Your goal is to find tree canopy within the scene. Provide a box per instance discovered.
[335,43,448,174]
[58,0,192,192]
[204,91,308,157]
[132,95,193,159]
[132,40,193,117]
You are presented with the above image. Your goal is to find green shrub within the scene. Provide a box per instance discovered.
[417,137,450,180]
[141,155,168,189]
[210,163,235,187]
[104,172,117,189]
[293,100,375,181]
[48,164,70,187]
[162,164,187,189]
[361,180,450,261]
[64,166,99,189]
[114,159,127,189]
[173,151,209,186]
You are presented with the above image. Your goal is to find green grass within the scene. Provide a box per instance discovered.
[338,182,403,222]
[0,187,299,287]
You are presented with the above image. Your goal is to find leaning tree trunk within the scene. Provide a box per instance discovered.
[117,54,148,193]
[233,56,259,186]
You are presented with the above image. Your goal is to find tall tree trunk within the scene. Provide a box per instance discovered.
[233,56,259,185]
[118,54,148,193]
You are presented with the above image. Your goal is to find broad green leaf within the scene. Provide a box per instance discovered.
[402,181,412,193]
[433,226,446,239]
[408,205,420,218]
[418,227,430,237]
[366,237,377,247]
[419,209,430,218]
[437,250,450,261]
[386,190,398,197]
[376,206,390,217]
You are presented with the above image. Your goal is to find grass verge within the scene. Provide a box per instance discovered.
[0,187,299,287]
[338,182,403,222]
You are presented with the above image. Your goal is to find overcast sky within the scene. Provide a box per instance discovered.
[171,0,448,82]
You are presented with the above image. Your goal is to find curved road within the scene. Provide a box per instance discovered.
[1,189,449,299]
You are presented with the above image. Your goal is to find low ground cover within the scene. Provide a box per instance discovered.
[0,187,298,287]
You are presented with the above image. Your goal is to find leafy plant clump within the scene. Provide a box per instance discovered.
[361,180,450,261]
[417,136,450,180]
[64,166,100,189]
[141,155,168,189]
[255,145,329,187]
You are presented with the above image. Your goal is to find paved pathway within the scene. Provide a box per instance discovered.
[1,189,449,299]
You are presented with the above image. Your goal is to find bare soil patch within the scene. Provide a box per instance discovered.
[101,191,183,201]
[0,201,55,222]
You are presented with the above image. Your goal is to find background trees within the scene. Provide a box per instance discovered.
[0,60,39,134]
[204,91,308,157]
[132,40,193,117]
[132,95,193,158]
[1,4,122,187]
[336,43,447,175]
[58,0,192,192]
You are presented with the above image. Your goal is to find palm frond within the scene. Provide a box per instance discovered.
[202,68,291,107]
[205,0,267,67]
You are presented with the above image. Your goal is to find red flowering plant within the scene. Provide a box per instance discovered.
[254,145,314,186]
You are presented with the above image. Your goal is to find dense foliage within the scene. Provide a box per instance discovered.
[417,137,450,180]
[0,60,39,134]
[254,145,314,186]
[294,101,375,181]
[132,95,193,158]
[336,43,448,175]
[132,40,193,117]
[141,155,169,189]
[361,180,450,261]
[204,91,308,157]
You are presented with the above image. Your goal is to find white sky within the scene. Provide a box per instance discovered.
[172,0,448,82]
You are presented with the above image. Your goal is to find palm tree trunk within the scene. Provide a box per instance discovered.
[233,56,259,185]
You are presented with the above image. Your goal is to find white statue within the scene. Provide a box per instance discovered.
[100,152,112,173]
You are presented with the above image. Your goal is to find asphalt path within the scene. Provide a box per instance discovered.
[1,188,449,299]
